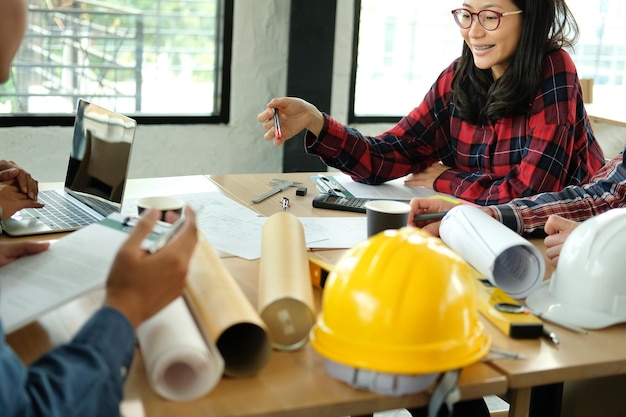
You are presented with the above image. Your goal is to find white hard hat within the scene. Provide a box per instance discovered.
[526,208,626,330]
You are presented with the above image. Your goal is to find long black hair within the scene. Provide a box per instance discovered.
[451,0,579,125]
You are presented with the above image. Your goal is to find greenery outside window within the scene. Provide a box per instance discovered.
[0,0,232,126]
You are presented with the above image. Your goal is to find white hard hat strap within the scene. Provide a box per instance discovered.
[428,369,461,417]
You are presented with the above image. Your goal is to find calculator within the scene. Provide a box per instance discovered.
[312,193,368,213]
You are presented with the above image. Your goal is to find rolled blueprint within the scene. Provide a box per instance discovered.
[136,297,224,401]
[184,235,272,377]
[258,212,316,350]
[439,205,545,299]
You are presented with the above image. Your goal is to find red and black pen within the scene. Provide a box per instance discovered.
[273,108,282,141]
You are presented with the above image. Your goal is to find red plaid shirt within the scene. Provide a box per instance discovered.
[304,49,605,205]
[487,150,626,234]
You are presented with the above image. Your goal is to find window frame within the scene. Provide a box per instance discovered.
[0,0,233,128]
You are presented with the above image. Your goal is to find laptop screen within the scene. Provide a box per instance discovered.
[64,99,137,209]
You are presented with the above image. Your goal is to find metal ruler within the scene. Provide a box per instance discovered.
[251,179,300,203]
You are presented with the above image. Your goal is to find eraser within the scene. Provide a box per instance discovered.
[296,186,307,196]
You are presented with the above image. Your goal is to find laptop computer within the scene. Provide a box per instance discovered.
[3,99,137,236]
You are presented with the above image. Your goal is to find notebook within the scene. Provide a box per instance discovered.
[3,99,137,236]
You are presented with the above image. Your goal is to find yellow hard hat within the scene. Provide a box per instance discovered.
[310,227,490,377]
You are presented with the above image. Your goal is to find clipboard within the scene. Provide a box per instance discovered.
[311,175,352,198]
[311,173,462,204]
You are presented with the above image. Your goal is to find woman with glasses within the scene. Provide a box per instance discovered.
[258,0,605,206]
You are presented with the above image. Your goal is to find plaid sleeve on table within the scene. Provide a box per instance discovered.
[304,50,605,206]
[487,151,626,234]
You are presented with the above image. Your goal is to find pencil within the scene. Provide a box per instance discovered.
[413,212,448,222]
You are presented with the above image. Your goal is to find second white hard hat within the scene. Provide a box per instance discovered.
[526,208,626,329]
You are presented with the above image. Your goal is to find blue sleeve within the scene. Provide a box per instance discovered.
[1,307,135,417]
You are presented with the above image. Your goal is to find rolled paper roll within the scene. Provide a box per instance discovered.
[439,205,545,299]
[258,212,316,350]
[184,235,272,377]
[136,297,224,401]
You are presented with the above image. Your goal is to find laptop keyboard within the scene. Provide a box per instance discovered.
[19,190,101,230]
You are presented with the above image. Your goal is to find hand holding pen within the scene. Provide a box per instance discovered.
[408,198,459,236]
[413,212,448,222]
[257,97,326,146]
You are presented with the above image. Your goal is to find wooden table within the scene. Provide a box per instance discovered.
[486,297,626,417]
[4,174,507,417]
[210,172,626,417]
[7,172,626,416]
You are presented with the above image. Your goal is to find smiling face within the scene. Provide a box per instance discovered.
[459,0,523,80]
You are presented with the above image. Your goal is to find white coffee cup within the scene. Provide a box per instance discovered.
[364,200,411,237]
[137,196,184,221]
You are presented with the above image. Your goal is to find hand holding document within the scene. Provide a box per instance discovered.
[439,205,545,299]
[0,216,132,334]
[1,214,273,401]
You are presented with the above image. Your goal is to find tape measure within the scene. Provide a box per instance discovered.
[476,278,543,338]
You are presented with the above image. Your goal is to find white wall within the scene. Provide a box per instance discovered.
[589,120,626,160]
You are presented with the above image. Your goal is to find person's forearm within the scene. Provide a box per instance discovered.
[1,308,135,417]
[306,105,324,137]
[482,154,626,234]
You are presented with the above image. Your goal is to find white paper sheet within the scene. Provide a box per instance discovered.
[299,217,367,249]
[124,192,368,259]
[439,205,545,299]
[136,297,224,401]
[0,222,125,333]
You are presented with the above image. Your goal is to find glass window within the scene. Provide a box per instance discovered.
[567,0,626,105]
[351,0,461,121]
[352,0,625,121]
[0,0,232,123]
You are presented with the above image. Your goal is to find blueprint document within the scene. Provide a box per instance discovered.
[124,192,368,260]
